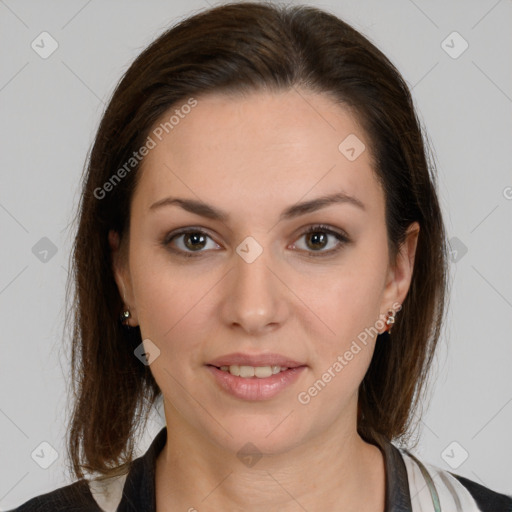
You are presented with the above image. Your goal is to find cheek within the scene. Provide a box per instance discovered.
[294,261,386,417]
[130,250,218,364]
[297,252,387,356]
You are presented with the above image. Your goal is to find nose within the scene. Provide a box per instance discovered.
[220,242,288,335]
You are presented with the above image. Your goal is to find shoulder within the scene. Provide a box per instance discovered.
[6,479,102,511]
[9,427,165,512]
[398,448,512,512]
[449,473,512,512]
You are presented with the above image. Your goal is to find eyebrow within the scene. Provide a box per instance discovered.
[149,191,365,222]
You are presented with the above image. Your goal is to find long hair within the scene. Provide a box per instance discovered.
[64,1,449,481]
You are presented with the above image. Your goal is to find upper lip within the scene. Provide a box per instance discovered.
[207,352,306,368]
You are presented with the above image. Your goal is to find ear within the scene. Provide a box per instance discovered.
[379,221,420,330]
[108,229,138,326]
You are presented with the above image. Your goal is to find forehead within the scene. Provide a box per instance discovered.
[132,89,383,220]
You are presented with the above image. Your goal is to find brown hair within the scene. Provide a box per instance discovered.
[65,0,449,481]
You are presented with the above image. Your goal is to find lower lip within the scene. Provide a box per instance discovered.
[206,365,307,401]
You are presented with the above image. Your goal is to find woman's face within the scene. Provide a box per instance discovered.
[110,89,418,455]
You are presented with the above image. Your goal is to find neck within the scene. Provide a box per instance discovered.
[155,407,386,511]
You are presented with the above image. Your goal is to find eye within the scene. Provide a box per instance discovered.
[162,224,350,259]
[163,228,220,258]
[291,224,349,257]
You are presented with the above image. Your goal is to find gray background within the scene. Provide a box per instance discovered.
[1,0,511,508]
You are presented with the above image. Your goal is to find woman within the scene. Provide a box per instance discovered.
[10,2,512,511]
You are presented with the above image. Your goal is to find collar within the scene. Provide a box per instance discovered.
[116,427,167,511]
[116,426,413,511]
[371,431,413,511]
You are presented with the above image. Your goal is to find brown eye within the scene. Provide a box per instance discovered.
[293,224,350,257]
[163,228,220,258]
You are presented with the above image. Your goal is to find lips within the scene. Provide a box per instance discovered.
[206,352,306,369]
[206,365,307,400]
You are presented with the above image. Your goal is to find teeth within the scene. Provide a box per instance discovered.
[218,365,289,378]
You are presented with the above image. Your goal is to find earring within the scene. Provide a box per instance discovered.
[120,307,131,325]
[385,309,396,334]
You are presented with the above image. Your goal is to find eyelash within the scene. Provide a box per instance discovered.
[162,224,350,259]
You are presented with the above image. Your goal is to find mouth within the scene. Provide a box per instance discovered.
[205,352,307,400]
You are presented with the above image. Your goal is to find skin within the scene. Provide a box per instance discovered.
[109,88,419,511]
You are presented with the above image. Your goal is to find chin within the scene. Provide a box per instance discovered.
[201,413,309,457]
